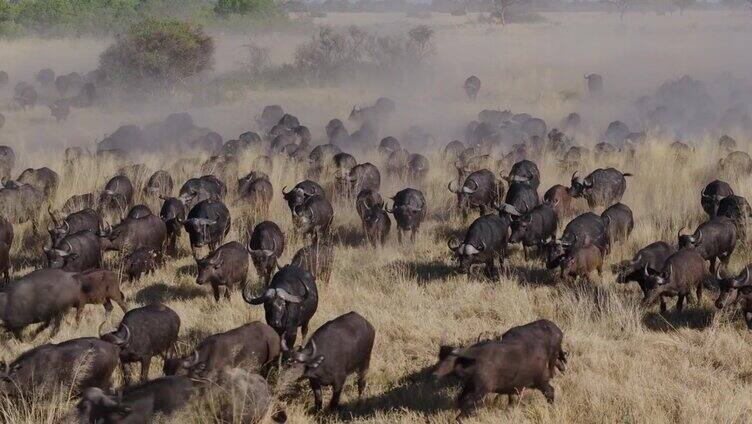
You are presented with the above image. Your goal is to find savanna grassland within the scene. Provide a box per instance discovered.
[1,9,752,424]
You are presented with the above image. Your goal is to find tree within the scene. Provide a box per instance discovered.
[673,0,693,14]
[99,19,214,88]
[492,0,518,25]
[607,0,629,21]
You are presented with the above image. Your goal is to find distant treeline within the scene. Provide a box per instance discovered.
[294,0,734,15]
[0,0,283,37]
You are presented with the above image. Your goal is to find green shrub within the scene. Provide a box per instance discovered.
[99,19,214,88]
[0,0,13,23]
[214,0,278,16]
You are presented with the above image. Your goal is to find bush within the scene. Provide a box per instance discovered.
[99,19,214,88]
[0,0,13,23]
[214,0,278,16]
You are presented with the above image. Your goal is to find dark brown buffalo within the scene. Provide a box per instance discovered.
[0,182,45,224]
[100,303,180,384]
[48,207,100,246]
[643,248,707,313]
[77,376,196,423]
[700,180,733,217]
[163,321,280,378]
[123,247,158,281]
[293,195,334,244]
[463,75,481,99]
[601,202,634,243]
[386,188,427,244]
[183,199,231,256]
[715,265,752,330]
[237,172,273,214]
[448,214,509,280]
[284,311,375,411]
[433,319,565,419]
[159,196,186,257]
[361,204,391,247]
[544,184,574,219]
[98,213,167,256]
[248,221,285,285]
[291,241,334,285]
[614,241,675,296]
[1,337,118,397]
[570,168,632,209]
[196,241,249,301]
[144,170,174,198]
[16,167,59,199]
[44,230,102,272]
[678,217,737,275]
[448,169,498,220]
[559,244,603,282]
[244,265,319,348]
[98,175,134,216]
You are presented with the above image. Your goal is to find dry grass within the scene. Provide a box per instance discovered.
[0,10,752,424]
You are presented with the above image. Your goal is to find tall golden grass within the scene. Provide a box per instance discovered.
[0,10,751,424]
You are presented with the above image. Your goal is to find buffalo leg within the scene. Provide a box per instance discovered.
[538,382,555,404]
[660,298,667,313]
[212,282,220,302]
[329,378,345,410]
[397,230,403,245]
[710,257,717,276]
[115,294,128,313]
[301,320,310,341]
[508,393,519,406]
[484,260,499,281]
[357,368,368,403]
[676,295,685,312]
[696,283,703,303]
[121,363,131,386]
[224,285,232,300]
[411,229,417,243]
[139,357,151,383]
[745,312,752,330]
[310,379,323,411]
[103,299,114,316]
[456,383,484,419]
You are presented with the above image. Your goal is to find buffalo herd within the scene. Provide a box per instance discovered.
[0,70,751,422]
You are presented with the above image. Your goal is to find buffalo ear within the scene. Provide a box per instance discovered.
[438,345,457,359]
[309,355,324,369]
[447,237,460,252]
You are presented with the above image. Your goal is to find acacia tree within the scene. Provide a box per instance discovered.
[607,0,629,21]
[492,0,518,25]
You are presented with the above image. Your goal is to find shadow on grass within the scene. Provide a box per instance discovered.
[134,282,206,303]
[331,225,366,248]
[390,259,455,284]
[176,263,197,277]
[335,365,454,420]
[642,306,715,331]
[508,264,555,287]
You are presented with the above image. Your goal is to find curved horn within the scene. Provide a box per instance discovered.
[62,220,70,234]
[716,266,723,282]
[98,319,108,338]
[677,226,687,241]
[643,263,650,279]
[732,267,751,288]
[276,288,303,303]
[47,205,60,226]
[695,229,703,244]
[244,288,275,305]
[280,338,290,352]
[308,340,318,359]
[462,179,478,194]
[118,325,131,346]
[185,350,200,368]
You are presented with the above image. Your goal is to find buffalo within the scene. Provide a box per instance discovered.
[183,198,231,256]
[386,188,427,244]
[1,337,118,397]
[543,184,574,219]
[44,230,102,272]
[123,247,158,281]
[448,214,509,279]
[48,206,101,246]
[678,218,736,275]
[237,172,273,214]
[463,75,481,99]
[16,167,59,199]
[98,175,133,217]
[197,241,249,301]
[144,170,174,198]
[159,196,187,257]
[100,303,181,384]
[293,195,334,244]
[570,168,632,209]
[244,265,318,347]
[601,202,634,243]
[714,265,752,329]
[448,169,499,220]
[508,203,557,259]
[248,221,286,285]
[284,311,375,411]
[163,321,280,378]
[98,213,167,256]
[433,319,564,419]
[613,241,676,296]
[643,248,707,313]
[178,175,227,210]
[505,159,540,190]
[700,180,734,217]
